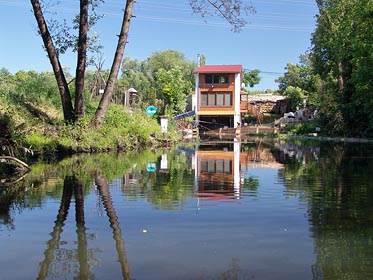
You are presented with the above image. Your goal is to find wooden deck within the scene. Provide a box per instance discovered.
[202,125,277,137]
[240,125,277,135]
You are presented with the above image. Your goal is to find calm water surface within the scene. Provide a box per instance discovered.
[1,138,373,279]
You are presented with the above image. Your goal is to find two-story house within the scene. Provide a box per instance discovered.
[193,64,244,130]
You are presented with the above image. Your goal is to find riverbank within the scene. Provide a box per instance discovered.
[1,100,182,161]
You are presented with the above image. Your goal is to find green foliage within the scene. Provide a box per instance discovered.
[243,69,261,87]
[311,0,373,137]
[0,111,15,139]
[0,67,180,156]
[0,109,28,157]
[47,105,165,153]
[120,50,196,108]
[244,89,279,95]
[276,53,321,106]
[102,105,162,146]
[285,122,317,136]
[156,66,191,116]
[120,57,153,104]
[25,132,59,154]
[283,86,305,111]
[0,69,62,110]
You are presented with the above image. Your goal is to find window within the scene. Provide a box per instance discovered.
[217,93,224,106]
[208,93,216,106]
[201,91,232,107]
[201,159,232,174]
[204,74,229,84]
[205,74,212,84]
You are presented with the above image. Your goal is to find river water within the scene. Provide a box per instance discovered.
[1,138,373,280]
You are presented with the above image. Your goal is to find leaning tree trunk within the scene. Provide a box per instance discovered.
[31,0,74,123]
[92,0,136,128]
[74,0,89,120]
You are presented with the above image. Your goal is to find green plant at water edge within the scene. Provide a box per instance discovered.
[286,122,317,136]
[25,132,59,154]
[0,110,29,157]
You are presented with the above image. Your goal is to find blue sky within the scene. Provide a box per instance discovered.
[0,0,318,90]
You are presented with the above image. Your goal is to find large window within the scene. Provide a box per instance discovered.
[205,74,229,84]
[201,159,232,174]
[201,91,232,107]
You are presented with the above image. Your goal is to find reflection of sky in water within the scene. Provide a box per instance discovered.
[244,168,279,185]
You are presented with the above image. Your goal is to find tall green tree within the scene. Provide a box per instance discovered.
[120,50,197,107]
[282,86,305,111]
[143,50,196,90]
[120,57,153,105]
[156,66,192,116]
[243,69,261,88]
[311,0,373,136]
[276,53,320,105]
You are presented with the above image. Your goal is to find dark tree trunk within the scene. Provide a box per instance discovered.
[75,0,89,120]
[30,0,74,123]
[92,0,136,128]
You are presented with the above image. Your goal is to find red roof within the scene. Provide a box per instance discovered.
[193,64,242,74]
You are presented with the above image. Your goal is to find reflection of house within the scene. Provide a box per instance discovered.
[194,141,241,200]
[193,141,284,202]
[193,65,243,129]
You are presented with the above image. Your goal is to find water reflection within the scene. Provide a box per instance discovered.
[94,170,130,279]
[194,139,284,203]
[37,176,91,280]
[1,139,373,279]
[36,174,130,280]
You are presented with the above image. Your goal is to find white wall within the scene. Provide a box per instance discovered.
[234,73,241,128]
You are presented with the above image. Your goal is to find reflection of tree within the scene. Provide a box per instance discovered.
[75,178,89,279]
[37,173,130,280]
[150,151,194,209]
[94,170,130,280]
[122,150,195,210]
[37,177,74,279]
[309,143,373,279]
[0,181,42,231]
[37,176,94,280]
[0,188,17,230]
[242,176,260,193]
[279,141,373,279]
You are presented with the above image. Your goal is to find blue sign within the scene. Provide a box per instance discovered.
[146,105,157,116]
[146,162,157,172]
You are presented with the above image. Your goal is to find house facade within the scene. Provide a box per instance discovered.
[193,65,244,129]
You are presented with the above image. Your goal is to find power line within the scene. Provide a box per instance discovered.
[245,69,285,76]
[0,0,316,32]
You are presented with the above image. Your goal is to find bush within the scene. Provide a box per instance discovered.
[24,132,59,154]
[0,111,14,139]
[0,110,28,157]
[286,122,317,135]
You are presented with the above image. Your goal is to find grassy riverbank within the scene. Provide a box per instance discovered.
[0,94,181,158]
